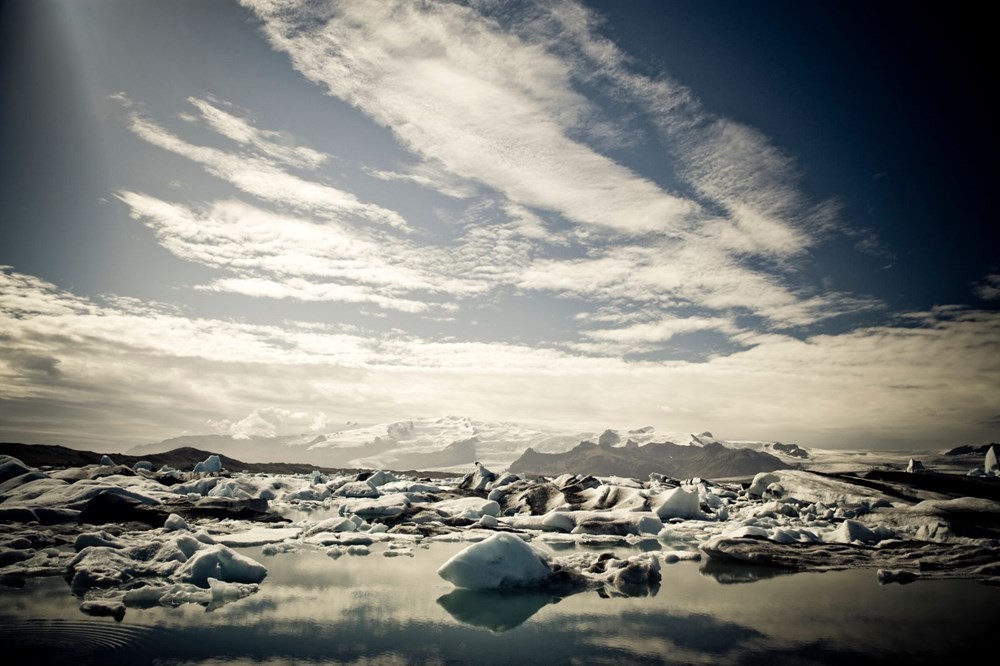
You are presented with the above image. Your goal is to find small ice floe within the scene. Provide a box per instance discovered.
[986,446,999,476]
[458,462,497,491]
[432,497,501,521]
[824,519,894,546]
[192,455,223,475]
[163,513,189,532]
[652,487,707,520]
[176,544,268,586]
[906,459,925,473]
[80,599,125,622]
[212,526,301,547]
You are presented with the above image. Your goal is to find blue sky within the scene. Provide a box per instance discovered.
[1,0,997,451]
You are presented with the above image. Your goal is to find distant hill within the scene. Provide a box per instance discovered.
[945,443,998,456]
[509,440,789,480]
[0,442,448,478]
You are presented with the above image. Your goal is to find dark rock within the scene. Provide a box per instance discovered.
[598,430,620,448]
[0,507,38,523]
[32,507,80,525]
[78,493,168,528]
[945,443,998,456]
[771,442,809,459]
[0,456,32,484]
[179,497,287,523]
[0,470,49,494]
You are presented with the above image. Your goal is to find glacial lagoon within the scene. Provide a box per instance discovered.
[2,540,997,665]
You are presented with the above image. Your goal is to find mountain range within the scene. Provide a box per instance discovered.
[126,415,806,473]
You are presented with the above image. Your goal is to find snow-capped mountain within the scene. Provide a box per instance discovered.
[127,416,806,471]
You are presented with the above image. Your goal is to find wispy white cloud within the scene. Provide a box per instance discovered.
[237,0,878,332]
[241,0,699,237]
[121,96,409,230]
[363,164,477,200]
[115,191,505,312]
[583,315,741,344]
[185,96,330,170]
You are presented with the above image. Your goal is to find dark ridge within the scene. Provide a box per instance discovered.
[509,440,787,480]
[0,443,455,479]
[944,443,998,456]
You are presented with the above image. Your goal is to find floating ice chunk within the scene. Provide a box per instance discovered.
[825,519,893,545]
[74,530,125,551]
[458,462,497,492]
[305,517,357,535]
[208,577,259,605]
[335,481,379,498]
[175,544,267,587]
[576,484,647,511]
[172,477,220,496]
[208,481,237,498]
[906,459,925,473]
[164,513,189,532]
[570,511,663,536]
[261,542,298,556]
[68,546,176,592]
[658,550,702,564]
[346,545,370,556]
[986,446,999,476]
[325,546,346,559]
[213,527,301,547]
[477,515,498,528]
[502,513,575,533]
[378,480,443,494]
[193,455,222,474]
[345,493,411,518]
[80,599,125,622]
[383,547,414,557]
[652,487,707,520]
[99,455,115,467]
[133,461,154,472]
[366,470,397,487]
[433,497,501,520]
[488,472,520,491]
[719,525,771,540]
[745,473,781,498]
[877,569,919,585]
[438,533,552,589]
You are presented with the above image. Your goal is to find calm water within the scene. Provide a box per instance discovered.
[1,540,997,665]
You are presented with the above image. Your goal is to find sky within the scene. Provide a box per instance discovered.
[0,0,997,452]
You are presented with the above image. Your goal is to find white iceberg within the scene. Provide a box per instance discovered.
[437,533,552,589]
[651,487,707,520]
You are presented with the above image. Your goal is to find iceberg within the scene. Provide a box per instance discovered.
[437,533,552,589]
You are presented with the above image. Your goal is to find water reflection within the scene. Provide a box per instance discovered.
[436,588,562,632]
[698,558,795,585]
[2,542,998,664]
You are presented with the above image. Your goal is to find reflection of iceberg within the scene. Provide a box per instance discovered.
[698,558,793,585]
[437,589,562,632]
